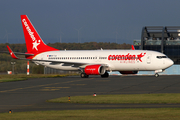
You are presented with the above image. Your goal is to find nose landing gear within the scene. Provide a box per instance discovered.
[155,73,159,77]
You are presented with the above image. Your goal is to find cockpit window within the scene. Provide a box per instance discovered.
[157,56,167,59]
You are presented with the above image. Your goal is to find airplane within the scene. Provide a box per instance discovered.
[7,15,174,78]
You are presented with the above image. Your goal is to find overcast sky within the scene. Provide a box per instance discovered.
[1,0,180,44]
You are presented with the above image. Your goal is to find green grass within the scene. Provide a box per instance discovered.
[47,93,180,104]
[0,74,78,83]
[1,108,180,120]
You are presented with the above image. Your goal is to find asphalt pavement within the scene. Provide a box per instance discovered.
[0,75,180,113]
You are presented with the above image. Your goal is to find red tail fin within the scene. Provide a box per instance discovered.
[21,15,58,54]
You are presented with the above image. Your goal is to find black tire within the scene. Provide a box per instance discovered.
[101,72,109,78]
[85,75,89,78]
[155,73,159,77]
[80,73,85,78]
[80,73,89,78]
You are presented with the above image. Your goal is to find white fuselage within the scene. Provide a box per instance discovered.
[33,50,173,72]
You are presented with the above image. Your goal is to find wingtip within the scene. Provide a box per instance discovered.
[131,45,135,50]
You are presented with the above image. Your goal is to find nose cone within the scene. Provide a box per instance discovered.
[166,58,174,68]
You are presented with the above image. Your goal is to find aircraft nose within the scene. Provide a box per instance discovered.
[167,59,174,67]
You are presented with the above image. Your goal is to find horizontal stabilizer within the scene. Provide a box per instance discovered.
[6,45,34,60]
[12,52,34,56]
[0,51,34,56]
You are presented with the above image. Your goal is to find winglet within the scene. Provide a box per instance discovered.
[131,45,135,50]
[7,45,19,59]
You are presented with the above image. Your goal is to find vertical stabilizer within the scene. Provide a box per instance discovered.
[21,15,58,53]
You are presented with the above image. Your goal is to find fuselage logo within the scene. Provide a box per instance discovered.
[22,19,40,51]
[86,68,96,71]
[108,53,146,63]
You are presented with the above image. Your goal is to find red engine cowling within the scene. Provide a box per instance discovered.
[119,71,138,74]
[84,65,106,75]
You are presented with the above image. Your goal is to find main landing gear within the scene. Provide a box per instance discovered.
[80,72,109,78]
[101,72,109,78]
[80,72,89,78]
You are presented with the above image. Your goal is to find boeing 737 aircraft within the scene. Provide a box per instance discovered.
[7,15,174,78]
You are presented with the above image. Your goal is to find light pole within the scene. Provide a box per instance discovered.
[11,62,16,74]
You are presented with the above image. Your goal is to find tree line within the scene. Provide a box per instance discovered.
[0,42,131,74]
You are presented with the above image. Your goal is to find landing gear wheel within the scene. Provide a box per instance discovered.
[80,73,85,78]
[85,74,89,78]
[101,72,109,78]
[80,73,89,78]
[155,73,159,77]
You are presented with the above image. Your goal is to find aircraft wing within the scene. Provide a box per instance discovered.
[32,58,108,68]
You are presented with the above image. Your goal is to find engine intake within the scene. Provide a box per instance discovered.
[84,65,106,75]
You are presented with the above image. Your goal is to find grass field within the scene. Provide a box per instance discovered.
[0,108,180,120]
[0,74,78,83]
[47,93,180,104]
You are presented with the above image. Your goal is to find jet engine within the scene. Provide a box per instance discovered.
[84,65,106,75]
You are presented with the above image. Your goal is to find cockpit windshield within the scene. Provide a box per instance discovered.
[156,56,167,59]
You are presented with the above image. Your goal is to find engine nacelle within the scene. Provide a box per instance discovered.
[84,65,106,75]
[119,71,138,74]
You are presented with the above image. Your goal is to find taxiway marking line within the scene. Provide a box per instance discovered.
[0,78,94,93]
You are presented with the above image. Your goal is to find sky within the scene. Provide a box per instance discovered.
[1,0,180,44]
